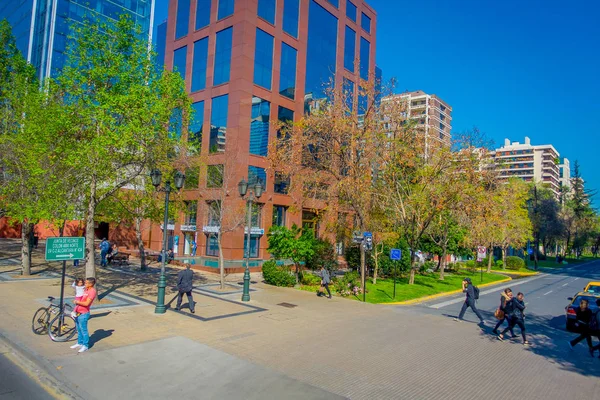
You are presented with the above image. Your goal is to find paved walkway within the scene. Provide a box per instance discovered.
[0,241,599,399]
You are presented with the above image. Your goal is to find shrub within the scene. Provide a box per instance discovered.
[495,260,503,268]
[262,260,296,287]
[505,256,525,270]
[420,261,436,274]
[332,271,362,297]
[300,272,322,286]
[465,260,476,273]
[306,238,338,271]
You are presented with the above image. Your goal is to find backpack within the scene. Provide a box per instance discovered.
[591,310,600,332]
[473,286,480,300]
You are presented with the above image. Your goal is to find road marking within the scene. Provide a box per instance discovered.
[574,278,579,281]
[428,275,545,309]
[562,283,569,287]
[543,290,553,295]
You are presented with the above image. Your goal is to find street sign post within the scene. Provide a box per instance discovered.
[477,246,487,283]
[45,237,86,319]
[390,249,402,299]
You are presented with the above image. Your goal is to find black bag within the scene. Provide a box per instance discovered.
[473,286,480,300]
[590,310,600,332]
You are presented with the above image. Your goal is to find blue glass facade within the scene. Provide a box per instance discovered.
[257,0,276,24]
[248,166,267,187]
[277,106,294,139]
[218,0,235,20]
[191,37,208,92]
[250,97,271,156]
[213,27,233,85]
[326,0,339,8]
[279,42,297,99]
[344,26,355,72]
[361,12,371,33]
[189,101,204,144]
[360,37,370,80]
[210,94,229,153]
[0,0,154,82]
[282,0,299,38]
[156,21,167,70]
[253,28,274,90]
[173,46,187,82]
[343,78,355,112]
[346,1,357,22]
[176,0,190,39]
[305,0,338,99]
[196,0,211,29]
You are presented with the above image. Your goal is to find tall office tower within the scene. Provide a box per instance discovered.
[0,0,155,81]
[151,0,377,266]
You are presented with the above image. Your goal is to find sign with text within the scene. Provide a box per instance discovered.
[476,246,487,262]
[390,249,402,261]
[45,237,85,261]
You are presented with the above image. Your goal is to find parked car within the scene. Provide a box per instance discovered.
[583,281,600,294]
[565,292,600,332]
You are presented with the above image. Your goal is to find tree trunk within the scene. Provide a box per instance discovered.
[217,233,225,290]
[439,248,447,280]
[487,244,493,273]
[135,217,146,271]
[372,246,380,285]
[408,255,416,285]
[21,221,32,276]
[84,186,97,278]
[502,246,507,269]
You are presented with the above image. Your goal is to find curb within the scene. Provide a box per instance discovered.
[0,331,85,400]
[387,277,512,306]
[491,270,540,277]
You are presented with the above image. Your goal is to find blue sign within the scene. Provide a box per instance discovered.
[390,249,402,261]
[363,232,372,238]
[527,248,533,255]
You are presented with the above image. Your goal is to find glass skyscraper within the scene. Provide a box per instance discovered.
[0,0,155,81]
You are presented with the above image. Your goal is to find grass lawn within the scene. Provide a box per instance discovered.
[527,257,596,269]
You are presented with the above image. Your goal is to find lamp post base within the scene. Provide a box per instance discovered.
[241,267,251,302]
[155,273,167,314]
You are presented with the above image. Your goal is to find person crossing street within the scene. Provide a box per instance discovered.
[454,278,485,325]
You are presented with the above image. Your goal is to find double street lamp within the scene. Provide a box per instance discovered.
[150,168,185,314]
[238,177,263,302]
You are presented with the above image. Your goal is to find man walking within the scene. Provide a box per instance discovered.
[175,265,195,313]
[455,277,485,325]
[99,238,110,267]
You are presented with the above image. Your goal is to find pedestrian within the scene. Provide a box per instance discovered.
[568,298,595,356]
[99,238,110,267]
[175,264,195,313]
[454,277,484,325]
[106,243,119,265]
[590,299,600,358]
[167,249,175,263]
[191,240,197,257]
[493,288,516,336]
[498,292,529,345]
[70,278,85,319]
[71,277,97,353]
[318,266,332,299]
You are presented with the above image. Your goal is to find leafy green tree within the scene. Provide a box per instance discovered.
[52,16,191,277]
[267,224,315,283]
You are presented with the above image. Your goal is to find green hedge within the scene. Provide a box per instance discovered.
[262,260,296,287]
[505,256,525,270]
[300,272,322,286]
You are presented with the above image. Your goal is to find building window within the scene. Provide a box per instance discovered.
[206,234,219,256]
[326,0,339,7]
[279,42,297,99]
[218,0,234,19]
[243,236,260,258]
[251,204,263,227]
[439,132,444,140]
[344,26,356,72]
[359,37,370,80]
[254,28,274,89]
[189,101,204,148]
[272,205,287,226]
[302,210,319,236]
[191,37,208,92]
[209,94,228,153]
[184,167,200,189]
[250,97,271,156]
[207,164,224,188]
[358,85,367,115]
[343,78,354,112]
[274,172,290,194]
[184,201,198,225]
[213,27,233,85]
[361,12,371,33]
[440,104,446,112]
[305,0,338,100]
[346,1,357,22]
[277,106,294,140]
[207,201,220,226]
[283,0,299,38]
[257,0,276,24]
[248,166,267,187]
[176,0,190,39]
[439,123,445,130]
[440,113,445,120]
[196,0,211,29]
[173,46,187,81]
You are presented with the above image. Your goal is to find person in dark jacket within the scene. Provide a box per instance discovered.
[568,298,594,355]
[175,265,195,313]
[454,278,485,325]
[591,299,600,358]
[493,288,515,336]
[498,292,529,345]
[318,267,332,299]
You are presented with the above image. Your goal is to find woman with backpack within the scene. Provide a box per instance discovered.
[454,277,485,325]
[568,298,595,356]
[498,292,529,345]
[493,288,516,336]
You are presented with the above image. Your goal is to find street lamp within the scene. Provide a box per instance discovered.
[238,177,263,301]
[150,168,185,314]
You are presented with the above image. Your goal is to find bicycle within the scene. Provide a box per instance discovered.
[31,296,77,342]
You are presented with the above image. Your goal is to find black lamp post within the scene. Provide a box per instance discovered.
[238,177,263,301]
[150,168,185,314]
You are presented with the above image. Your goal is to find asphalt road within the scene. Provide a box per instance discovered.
[407,259,600,337]
[0,353,56,400]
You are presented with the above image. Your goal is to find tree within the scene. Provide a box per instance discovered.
[423,212,468,279]
[496,179,532,265]
[52,16,191,278]
[267,224,315,283]
[564,161,595,257]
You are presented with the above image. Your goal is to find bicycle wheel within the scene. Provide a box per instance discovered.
[31,307,50,335]
[48,313,77,342]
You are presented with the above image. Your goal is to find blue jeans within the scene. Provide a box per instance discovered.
[100,251,107,267]
[76,312,90,347]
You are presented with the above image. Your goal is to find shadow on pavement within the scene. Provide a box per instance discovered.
[89,329,114,348]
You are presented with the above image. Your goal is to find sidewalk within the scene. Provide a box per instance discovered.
[1,243,599,399]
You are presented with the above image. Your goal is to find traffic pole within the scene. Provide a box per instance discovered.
[393,260,397,299]
[59,260,67,313]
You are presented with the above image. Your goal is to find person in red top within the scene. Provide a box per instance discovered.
[70,277,97,353]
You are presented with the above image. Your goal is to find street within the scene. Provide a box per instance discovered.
[0,353,56,400]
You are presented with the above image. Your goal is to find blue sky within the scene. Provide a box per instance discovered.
[154,0,600,196]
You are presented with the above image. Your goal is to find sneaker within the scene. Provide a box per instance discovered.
[70,343,82,349]
[190,310,195,314]
[78,346,88,353]
[453,318,460,322]
[524,341,530,346]
[479,320,486,326]
[498,335,504,341]
[568,341,574,350]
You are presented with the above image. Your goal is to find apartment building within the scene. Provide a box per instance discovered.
[492,137,564,197]
[144,0,377,268]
